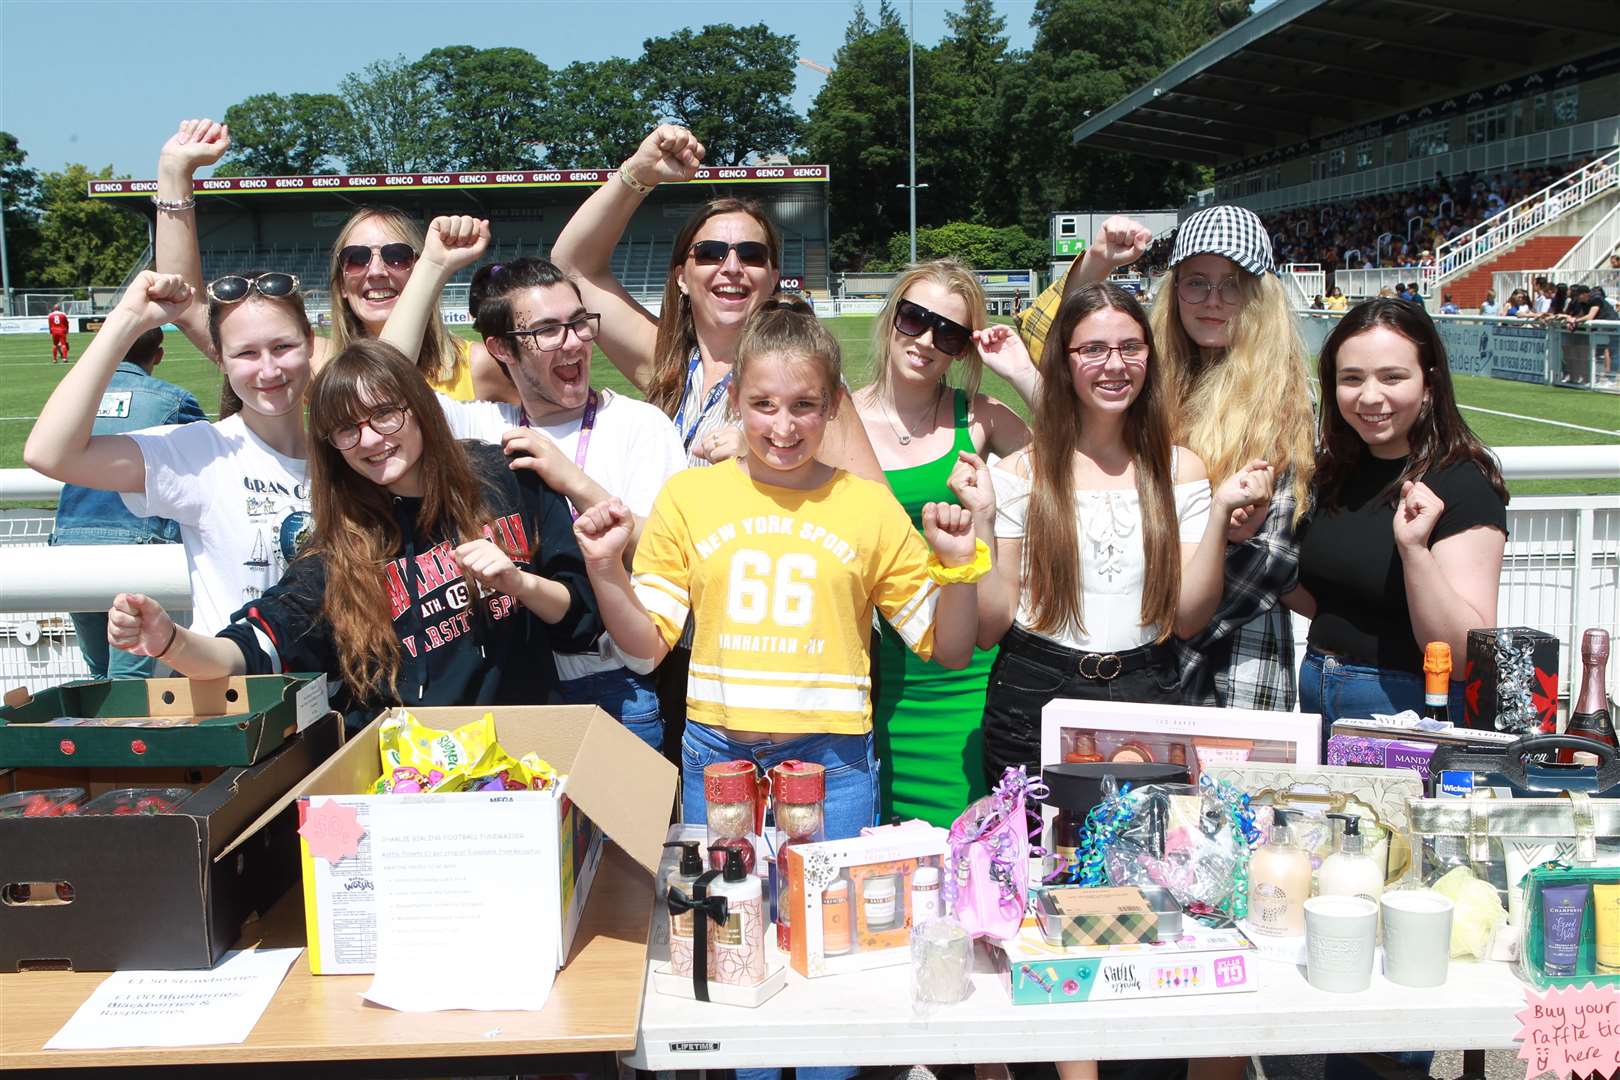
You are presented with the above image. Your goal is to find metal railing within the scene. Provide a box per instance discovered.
[1492,269,1620,303]
[1281,265,1325,308]
[1554,201,1620,272]
[1335,269,1417,298]
[1425,147,1619,292]
[1227,119,1620,216]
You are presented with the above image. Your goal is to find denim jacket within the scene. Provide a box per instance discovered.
[50,362,208,546]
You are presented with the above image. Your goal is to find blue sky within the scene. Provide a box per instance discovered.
[1,0,1045,177]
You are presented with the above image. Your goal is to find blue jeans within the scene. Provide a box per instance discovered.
[556,666,662,752]
[682,722,870,1080]
[70,611,160,680]
[1301,648,1468,747]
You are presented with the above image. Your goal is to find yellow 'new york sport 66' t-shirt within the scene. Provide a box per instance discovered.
[633,459,942,735]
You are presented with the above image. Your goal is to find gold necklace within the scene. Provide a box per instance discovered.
[883,382,944,446]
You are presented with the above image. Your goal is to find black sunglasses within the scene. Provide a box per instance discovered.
[207,272,301,304]
[893,298,972,358]
[688,240,772,268]
[338,242,417,271]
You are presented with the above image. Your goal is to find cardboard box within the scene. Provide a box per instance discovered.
[1041,699,1321,783]
[1463,626,1559,734]
[280,705,676,975]
[0,714,342,971]
[996,919,1259,1005]
[1327,733,1439,782]
[0,674,327,768]
[782,825,949,978]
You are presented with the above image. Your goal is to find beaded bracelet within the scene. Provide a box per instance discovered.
[151,195,196,212]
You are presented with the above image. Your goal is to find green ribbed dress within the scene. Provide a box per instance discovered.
[873,390,995,826]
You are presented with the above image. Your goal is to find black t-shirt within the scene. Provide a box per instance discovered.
[1297,450,1507,674]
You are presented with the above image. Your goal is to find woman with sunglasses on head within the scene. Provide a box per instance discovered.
[976,282,1274,782]
[852,260,1030,825]
[106,337,601,725]
[153,119,511,403]
[25,268,313,636]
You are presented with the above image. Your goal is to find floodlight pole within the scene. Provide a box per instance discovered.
[907,0,917,264]
[0,191,11,317]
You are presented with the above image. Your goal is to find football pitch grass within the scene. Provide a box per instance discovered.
[2,321,1616,504]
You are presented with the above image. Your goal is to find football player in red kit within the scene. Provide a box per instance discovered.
[48,306,71,363]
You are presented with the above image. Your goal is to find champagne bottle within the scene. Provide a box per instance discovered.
[1423,642,1452,724]
[1560,629,1615,764]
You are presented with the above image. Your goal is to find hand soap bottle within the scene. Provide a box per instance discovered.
[708,844,767,986]
[1248,807,1310,937]
[664,840,704,978]
[1318,814,1384,908]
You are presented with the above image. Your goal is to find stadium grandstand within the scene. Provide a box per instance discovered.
[85,164,833,312]
[1068,0,1620,313]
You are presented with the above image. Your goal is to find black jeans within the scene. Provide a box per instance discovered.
[982,623,1182,787]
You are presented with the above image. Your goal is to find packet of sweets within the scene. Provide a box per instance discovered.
[375,711,498,790]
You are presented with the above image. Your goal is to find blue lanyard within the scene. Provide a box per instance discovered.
[672,352,731,450]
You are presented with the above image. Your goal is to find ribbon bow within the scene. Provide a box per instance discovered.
[667,879,729,1002]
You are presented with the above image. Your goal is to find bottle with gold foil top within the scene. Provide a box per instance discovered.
[1560,629,1615,765]
[1423,642,1452,725]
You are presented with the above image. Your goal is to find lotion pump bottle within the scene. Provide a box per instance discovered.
[1247,807,1311,937]
[707,844,767,986]
[664,840,704,978]
[1318,813,1384,908]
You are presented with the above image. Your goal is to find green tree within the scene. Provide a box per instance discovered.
[641,24,803,165]
[0,132,42,282]
[926,0,1010,225]
[337,55,445,173]
[539,59,658,168]
[874,221,1046,270]
[216,92,348,176]
[414,46,551,170]
[31,165,149,287]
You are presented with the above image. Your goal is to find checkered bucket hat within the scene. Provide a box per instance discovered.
[1170,205,1275,276]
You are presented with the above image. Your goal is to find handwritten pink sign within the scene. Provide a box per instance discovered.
[298,798,365,864]
[1516,984,1620,1080]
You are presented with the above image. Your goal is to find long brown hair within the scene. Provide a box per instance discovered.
[646,198,782,415]
[1149,265,1314,521]
[1022,283,1180,641]
[303,339,490,702]
[326,207,461,387]
[1315,298,1508,510]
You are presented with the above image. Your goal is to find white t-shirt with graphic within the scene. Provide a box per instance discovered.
[438,389,686,677]
[122,413,311,635]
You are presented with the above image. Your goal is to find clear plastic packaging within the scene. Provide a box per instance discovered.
[704,760,760,873]
[770,760,826,951]
[0,787,86,818]
[911,916,973,1011]
[79,787,193,816]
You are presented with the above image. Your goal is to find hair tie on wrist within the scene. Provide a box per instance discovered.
[927,538,992,585]
[154,622,180,660]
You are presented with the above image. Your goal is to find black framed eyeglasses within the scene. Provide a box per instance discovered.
[687,240,772,268]
[1067,341,1150,367]
[893,298,972,358]
[328,404,409,451]
[1176,276,1242,305]
[338,242,417,272]
[505,313,601,352]
[207,272,301,304]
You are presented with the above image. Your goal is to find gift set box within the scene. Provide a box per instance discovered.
[1463,626,1559,735]
[1041,699,1320,784]
[996,919,1259,1005]
[781,825,949,978]
[277,705,676,975]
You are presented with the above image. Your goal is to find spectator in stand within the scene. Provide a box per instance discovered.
[1312,295,1326,310]
[1534,280,1555,315]
[50,326,205,679]
[1325,287,1348,312]
[1480,291,1499,315]
[1550,283,1569,315]
[1379,287,1397,299]
[1505,289,1535,317]
[1440,293,1460,315]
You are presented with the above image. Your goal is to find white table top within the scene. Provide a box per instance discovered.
[629,839,1526,1070]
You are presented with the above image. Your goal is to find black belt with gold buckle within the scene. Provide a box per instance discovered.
[1077,652,1124,680]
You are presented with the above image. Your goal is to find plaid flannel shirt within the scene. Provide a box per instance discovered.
[1175,475,1302,711]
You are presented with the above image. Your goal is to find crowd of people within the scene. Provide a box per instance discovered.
[27,120,1514,1080]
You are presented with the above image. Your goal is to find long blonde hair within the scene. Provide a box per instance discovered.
[646,198,782,416]
[868,259,987,407]
[1023,284,1179,641]
[1149,267,1314,518]
[326,207,461,387]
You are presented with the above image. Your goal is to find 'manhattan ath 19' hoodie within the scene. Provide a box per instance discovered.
[219,441,602,721]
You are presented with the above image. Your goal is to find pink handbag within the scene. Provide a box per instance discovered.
[947,766,1047,941]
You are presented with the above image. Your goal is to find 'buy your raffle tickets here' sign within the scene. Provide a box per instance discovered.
[1516,985,1620,1079]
